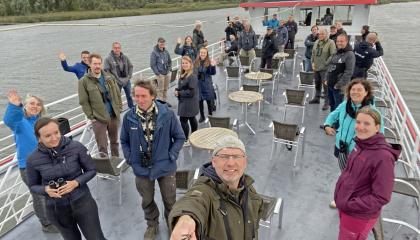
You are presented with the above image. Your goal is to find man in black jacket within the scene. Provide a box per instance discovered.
[326,34,355,111]
[261,26,278,69]
[285,15,298,49]
[353,32,384,79]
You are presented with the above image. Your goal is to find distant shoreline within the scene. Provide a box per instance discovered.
[0,0,417,25]
[0,2,237,25]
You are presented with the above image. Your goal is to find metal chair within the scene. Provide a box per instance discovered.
[260,68,278,102]
[282,89,309,124]
[297,71,315,98]
[213,83,221,107]
[241,84,264,122]
[269,121,306,167]
[175,168,201,193]
[91,153,128,205]
[255,48,262,58]
[258,194,284,239]
[284,49,297,79]
[207,116,238,131]
[224,66,241,91]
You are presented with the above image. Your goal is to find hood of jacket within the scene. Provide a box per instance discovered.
[337,44,353,54]
[354,133,401,160]
[37,136,72,164]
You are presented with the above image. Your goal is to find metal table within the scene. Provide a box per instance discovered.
[228,90,263,135]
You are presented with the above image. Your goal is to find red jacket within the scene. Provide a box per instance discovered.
[334,133,401,219]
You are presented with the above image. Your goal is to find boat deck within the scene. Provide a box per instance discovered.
[3,48,418,240]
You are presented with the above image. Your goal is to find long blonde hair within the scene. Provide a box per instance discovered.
[180,56,194,79]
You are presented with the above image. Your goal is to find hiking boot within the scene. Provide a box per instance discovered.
[329,200,337,209]
[42,224,59,233]
[309,98,320,104]
[144,225,159,240]
[322,104,330,111]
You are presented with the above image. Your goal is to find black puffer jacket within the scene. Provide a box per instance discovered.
[261,32,278,59]
[327,44,355,89]
[26,136,96,206]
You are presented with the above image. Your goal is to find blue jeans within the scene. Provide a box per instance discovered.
[328,85,344,112]
[304,57,312,72]
[119,80,134,108]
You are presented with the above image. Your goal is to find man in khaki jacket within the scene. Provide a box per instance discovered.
[78,53,122,157]
[309,28,336,110]
[169,136,263,240]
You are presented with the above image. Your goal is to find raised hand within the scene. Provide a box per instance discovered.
[58,52,66,61]
[7,89,21,106]
[210,59,217,66]
[170,215,197,240]
[177,38,182,44]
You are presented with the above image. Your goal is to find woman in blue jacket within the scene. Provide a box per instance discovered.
[3,90,57,233]
[324,79,383,208]
[194,47,217,123]
[26,117,106,240]
[175,36,197,62]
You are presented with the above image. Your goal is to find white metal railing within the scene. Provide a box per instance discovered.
[0,40,224,237]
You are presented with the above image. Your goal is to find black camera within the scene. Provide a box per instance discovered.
[339,140,348,154]
[48,178,66,189]
[140,148,153,168]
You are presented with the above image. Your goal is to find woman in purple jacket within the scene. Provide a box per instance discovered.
[334,107,401,240]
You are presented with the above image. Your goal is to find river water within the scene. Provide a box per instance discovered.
[0,2,419,124]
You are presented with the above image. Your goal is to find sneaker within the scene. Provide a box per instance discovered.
[183,140,190,147]
[329,200,337,209]
[322,104,330,111]
[42,224,59,233]
[144,225,159,240]
[286,144,293,151]
[309,98,320,104]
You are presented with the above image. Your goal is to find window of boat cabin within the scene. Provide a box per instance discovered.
[315,5,353,26]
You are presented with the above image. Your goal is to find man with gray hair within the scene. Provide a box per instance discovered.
[309,28,336,111]
[169,135,263,240]
[104,42,134,108]
[150,37,172,106]
[238,21,258,64]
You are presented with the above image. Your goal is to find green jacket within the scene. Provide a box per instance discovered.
[311,38,336,71]
[169,173,263,240]
[78,70,122,123]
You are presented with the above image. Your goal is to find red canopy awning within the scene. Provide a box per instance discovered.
[240,0,377,8]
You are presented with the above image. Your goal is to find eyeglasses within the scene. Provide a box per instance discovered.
[215,154,246,160]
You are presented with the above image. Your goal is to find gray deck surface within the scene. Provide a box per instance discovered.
[3,48,417,240]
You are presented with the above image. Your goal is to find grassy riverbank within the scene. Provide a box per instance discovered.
[0,2,238,25]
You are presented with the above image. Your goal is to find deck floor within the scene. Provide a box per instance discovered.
[3,48,418,240]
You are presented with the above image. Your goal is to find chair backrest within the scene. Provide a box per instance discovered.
[239,55,250,66]
[272,121,299,141]
[175,169,200,190]
[242,84,259,92]
[255,48,262,58]
[299,71,314,85]
[260,68,274,80]
[285,89,305,105]
[284,49,296,60]
[208,116,231,129]
[259,194,277,221]
[226,66,240,78]
[91,156,123,176]
[271,58,281,70]
[170,68,179,83]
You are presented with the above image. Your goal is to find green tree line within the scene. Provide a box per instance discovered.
[0,0,241,16]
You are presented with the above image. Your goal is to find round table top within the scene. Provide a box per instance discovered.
[245,71,272,81]
[189,127,239,150]
[273,52,289,59]
[228,91,263,103]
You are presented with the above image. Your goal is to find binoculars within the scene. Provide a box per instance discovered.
[339,140,348,154]
[48,178,66,189]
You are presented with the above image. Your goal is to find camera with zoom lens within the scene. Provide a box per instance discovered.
[48,178,66,189]
[339,140,348,154]
[140,150,153,168]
